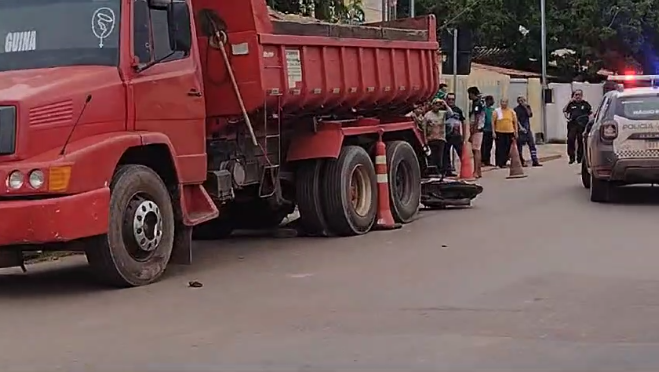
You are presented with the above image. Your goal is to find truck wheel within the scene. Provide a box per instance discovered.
[581,160,591,189]
[590,173,611,203]
[86,165,175,287]
[296,160,332,236]
[386,141,421,223]
[322,146,377,236]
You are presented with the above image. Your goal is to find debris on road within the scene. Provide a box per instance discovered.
[188,281,203,288]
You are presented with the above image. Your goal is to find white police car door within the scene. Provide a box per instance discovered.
[613,95,659,158]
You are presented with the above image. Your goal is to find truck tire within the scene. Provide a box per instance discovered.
[590,173,611,203]
[386,141,421,223]
[322,146,377,236]
[296,160,332,236]
[581,160,591,189]
[86,165,175,287]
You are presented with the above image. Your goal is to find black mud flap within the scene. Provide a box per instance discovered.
[420,177,484,209]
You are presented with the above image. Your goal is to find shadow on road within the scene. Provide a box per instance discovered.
[0,229,334,297]
[0,261,113,297]
[610,185,659,205]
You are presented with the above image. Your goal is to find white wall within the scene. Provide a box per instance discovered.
[546,82,604,142]
[361,0,383,22]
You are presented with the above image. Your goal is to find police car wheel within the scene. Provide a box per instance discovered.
[590,174,611,203]
[581,160,591,189]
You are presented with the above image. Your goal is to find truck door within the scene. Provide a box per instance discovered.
[129,0,206,184]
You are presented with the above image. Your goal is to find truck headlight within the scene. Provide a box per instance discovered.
[0,106,17,155]
[6,170,23,190]
[28,169,45,189]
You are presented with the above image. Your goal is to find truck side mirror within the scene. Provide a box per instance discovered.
[167,2,192,53]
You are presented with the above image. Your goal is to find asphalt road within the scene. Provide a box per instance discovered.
[4,159,659,371]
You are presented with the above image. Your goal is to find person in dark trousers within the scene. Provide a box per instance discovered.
[481,95,495,166]
[514,96,542,167]
[467,86,485,178]
[492,98,518,168]
[443,93,464,177]
[422,98,453,175]
[563,89,592,164]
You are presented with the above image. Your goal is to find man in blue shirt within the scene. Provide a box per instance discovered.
[514,96,542,167]
[481,95,495,166]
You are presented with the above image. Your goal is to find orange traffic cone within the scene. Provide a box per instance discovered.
[374,138,402,230]
[507,140,528,179]
[459,141,476,181]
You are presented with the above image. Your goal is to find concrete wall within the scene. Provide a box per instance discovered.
[361,0,383,22]
[439,67,544,136]
[441,66,510,115]
[546,82,604,142]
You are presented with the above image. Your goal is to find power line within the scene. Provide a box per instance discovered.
[437,0,483,30]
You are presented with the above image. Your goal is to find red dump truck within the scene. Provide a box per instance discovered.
[0,0,449,286]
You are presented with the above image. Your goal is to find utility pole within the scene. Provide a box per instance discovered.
[540,0,548,143]
[452,28,458,93]
[381,0,388,22]
[410,0,415,17]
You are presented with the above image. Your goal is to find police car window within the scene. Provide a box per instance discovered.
[594,97,609,123]
[616,95,659,120]
[601,98,614,120]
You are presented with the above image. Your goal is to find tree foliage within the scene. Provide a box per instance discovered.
[270,0,365,24]
[396,0,659,78]
[271,0,659,78]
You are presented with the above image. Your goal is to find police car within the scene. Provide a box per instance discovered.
[582,74,659,202]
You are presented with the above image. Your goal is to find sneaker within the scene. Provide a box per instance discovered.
[532,162,543,167]
[569,158,575,164]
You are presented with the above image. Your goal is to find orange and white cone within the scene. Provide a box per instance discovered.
[459,141,476,181]
[507,141,528,179]
[374,138,401,230]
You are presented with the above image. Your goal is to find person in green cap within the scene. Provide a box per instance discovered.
[434,83,448,101]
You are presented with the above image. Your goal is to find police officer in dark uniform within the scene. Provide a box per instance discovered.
[563,89,592,164]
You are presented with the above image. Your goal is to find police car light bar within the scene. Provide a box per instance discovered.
[608,74,659,82]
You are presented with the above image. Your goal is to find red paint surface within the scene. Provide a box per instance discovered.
[0,187,110,245]
[0,0,439,245]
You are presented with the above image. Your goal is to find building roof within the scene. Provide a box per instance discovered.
[472,63,543,78]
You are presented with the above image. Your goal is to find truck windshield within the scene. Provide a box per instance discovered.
[0,0,120,72]
[617,95,659,120]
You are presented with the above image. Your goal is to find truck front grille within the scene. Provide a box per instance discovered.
[0,106,17,155]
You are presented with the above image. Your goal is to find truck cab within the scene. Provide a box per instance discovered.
[0,0,217,286]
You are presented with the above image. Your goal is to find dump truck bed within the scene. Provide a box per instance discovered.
[194,0,439,120]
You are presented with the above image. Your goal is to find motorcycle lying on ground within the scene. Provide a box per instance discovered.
[419,144,484,210]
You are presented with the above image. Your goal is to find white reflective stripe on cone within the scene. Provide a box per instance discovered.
[375,155,387,165]
[376,174,388,183]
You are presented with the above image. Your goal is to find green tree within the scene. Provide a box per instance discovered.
[397,0,659,77]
